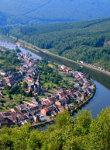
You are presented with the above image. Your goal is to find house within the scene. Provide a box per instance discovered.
[12,72,23,82]
[4,72,22,86]
[16,104,29,113]
[33,115,39,123]
[28,60,34,67]
[88,85,94,91]
[60,99,68,107]
[0,113,5,127]
[46,105,59,116]
[55,101,64,111]
[27,68,34,76]
[79,94,85,102]
[0,80,3,88]
[55,101,62,108]
[41,98,52,107]
[25,77,33,84]
[31,83,40,95]
[4,76,14,87]
[1,118,15,127]
[3,110,17,121]
[59,65,71,73]
[0,110,17,127]
[0,113,13,127]
[24,101,38,112]
[0,70,6,76]
[40,108,49,116]
[16,41,22,47]
[0,91,3,99]
[38,115,47,122]
[49,97,56,103]
[16,114,29,125]
[31,97,39,105]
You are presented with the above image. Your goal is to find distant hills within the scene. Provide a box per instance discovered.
[0,0,110,25]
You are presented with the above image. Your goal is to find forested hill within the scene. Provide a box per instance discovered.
[1,18,110,70]
[0,0,110,25]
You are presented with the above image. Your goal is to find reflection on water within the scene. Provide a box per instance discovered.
[83,81,110,116]
[0,40,41,60]
[19,47,41,60]
[0,40,16,49]
[80,67,110,89]
[0,40,110,116]
[40,51,110,90]
[33,48,110,117]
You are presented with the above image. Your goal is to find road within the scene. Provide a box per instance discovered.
[11,36,110,77]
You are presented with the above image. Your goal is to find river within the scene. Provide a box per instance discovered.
[0,40,110,117]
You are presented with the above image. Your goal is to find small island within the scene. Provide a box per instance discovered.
[0,47,95,127]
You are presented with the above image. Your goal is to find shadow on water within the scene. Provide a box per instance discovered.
[79,67,110,90]
[37,51,110,90]
[36,51,110,117]
[1,38,109,89]
[0,39,110,117]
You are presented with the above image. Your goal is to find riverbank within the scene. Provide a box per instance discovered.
[0,36,110,118]
[0,42,96,128]
[31,84,96,129]
[14,38,110,77]
[1,35,110,76]
[72,84,96,113]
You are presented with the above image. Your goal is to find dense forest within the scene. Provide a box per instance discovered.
[0,109,110,150]
[1,18,110,70]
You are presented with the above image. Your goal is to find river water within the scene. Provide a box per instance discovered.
[0,40,110,117]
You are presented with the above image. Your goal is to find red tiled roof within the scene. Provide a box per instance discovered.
[40,108,48,115]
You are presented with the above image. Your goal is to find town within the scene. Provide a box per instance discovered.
[0,48,95,127]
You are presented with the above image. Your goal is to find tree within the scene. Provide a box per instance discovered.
[89,108,110,150]
[55,111,72,128]
[27,131,43,150]
[12,124,30,150]
[74,110,92,135]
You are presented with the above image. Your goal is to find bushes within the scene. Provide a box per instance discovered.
[1,109,110,150]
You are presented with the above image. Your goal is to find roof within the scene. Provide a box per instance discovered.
[40,108,48,115]
[41,99,52,106]
[55,101,61,107]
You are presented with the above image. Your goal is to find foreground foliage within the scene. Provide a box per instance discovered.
[0,109,110,150]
